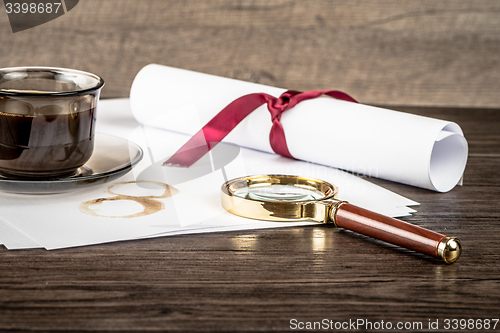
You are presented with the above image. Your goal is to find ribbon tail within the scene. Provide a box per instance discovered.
[162,131,213,167]
[269,120,293,159]
[324,90,358,103]
[164,93,272,167]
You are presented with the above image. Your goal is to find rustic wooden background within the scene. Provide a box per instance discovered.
[1,2,500,330]
[1,0,499,107]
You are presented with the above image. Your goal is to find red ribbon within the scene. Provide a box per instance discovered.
[164,90,357,167]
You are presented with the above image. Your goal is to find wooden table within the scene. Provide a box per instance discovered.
[1,106,499,332]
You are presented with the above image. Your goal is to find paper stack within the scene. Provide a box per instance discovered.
[0,99,419,250]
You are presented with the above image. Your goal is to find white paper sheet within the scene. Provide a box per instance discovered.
[0,99,418,250]
[0,218,42,250]
[130,64,468,192]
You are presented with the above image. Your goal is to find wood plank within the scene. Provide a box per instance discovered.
[1,106,500,331]
[1,0,499,107]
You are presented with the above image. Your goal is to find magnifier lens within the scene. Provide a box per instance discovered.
[233,184,327,202]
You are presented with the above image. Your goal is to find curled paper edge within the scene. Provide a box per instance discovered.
[428,125,468,192]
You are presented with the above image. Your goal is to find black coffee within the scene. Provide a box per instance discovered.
[0,108,95,178]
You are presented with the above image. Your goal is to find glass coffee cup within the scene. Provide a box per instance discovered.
[0,67,104,178]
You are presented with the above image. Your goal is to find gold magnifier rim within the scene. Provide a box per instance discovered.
[221,174,339,223]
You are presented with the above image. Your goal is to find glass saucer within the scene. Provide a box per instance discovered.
[0,133,143,194]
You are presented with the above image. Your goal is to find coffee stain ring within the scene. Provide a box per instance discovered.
[79,181,178,218]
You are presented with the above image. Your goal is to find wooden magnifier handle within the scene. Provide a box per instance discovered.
[332,203,461,264]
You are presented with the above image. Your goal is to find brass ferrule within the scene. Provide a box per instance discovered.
[328,200,346,227]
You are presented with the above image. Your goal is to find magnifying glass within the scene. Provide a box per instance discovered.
[221,175,461,264]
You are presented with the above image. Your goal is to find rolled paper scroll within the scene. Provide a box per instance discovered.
[130,64,468,192]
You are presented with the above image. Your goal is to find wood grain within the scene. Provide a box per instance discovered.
[335,203,446,258]
[0,0,499,107]
[1,105,499,332]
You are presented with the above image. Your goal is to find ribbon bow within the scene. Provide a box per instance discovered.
[164,90,357,167]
